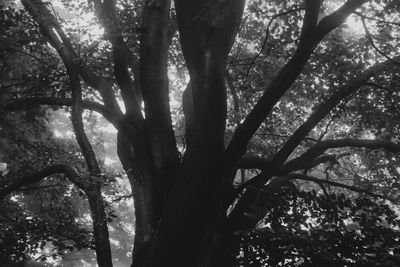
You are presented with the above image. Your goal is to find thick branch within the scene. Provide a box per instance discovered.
[21,0,123,125]
[3,97,106,115]
[284,139,400,172]
[315,0,368,39]
[3,97,137,138]
[224,0,369,178]
[237,156,270,169]
[0,164,84,201]
[224,0,322,172]
[272,56,400,169]
[93,0,142,121]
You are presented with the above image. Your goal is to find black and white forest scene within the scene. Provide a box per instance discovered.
[1,0,400,266]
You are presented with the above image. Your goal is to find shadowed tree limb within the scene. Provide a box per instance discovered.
[221,0,370,244]
[287,173,393,201]
[241,7,305,87]
[3,97,106,116]
[92,0,143,121]
[271,56,400,171]
[354,11,400,26]
[237,156,270,170]
[21,0,125,130]
[0,164,85,201]
[224,0,368,180]
[3,97,138,138]
[21,2,114,265]
[283,139,400,174]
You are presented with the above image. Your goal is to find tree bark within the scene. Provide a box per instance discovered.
[146,1,245,266]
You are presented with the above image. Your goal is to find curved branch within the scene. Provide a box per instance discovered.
[0,164,85,201]
[271,56,400,169]
[224,0,367,175]
[283,138,400,174]
[237,156,270,169]
[4,97,105,114]
[315,0,368,39]
[360,16,400,67]
[21,0,123,122]
[354,11,400,27]
[3,97,137,138]
[241,7,304,86]
[92,0,142,120]
[224,0,322,171]
[288,173,392,200]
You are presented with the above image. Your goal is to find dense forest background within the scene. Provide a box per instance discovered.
[1,0,400,266]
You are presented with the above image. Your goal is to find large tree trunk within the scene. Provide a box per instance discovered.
[145,1,245,266]
[117,132,157,267]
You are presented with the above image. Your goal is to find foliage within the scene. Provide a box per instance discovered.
[235,185,400,266]
[1,0,400,266]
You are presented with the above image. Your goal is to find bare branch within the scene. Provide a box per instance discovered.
[354,11,400,27]
[241,7,304,87]
[3,97,137,138]
[4,97,106,114]
[288,173,393,201]
[283,138,400,174]
[0,164,85,201]
[224,0,369,174]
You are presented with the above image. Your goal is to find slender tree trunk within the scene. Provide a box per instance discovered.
[87,186,113,267]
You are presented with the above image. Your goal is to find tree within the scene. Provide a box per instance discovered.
[1,0,400,266]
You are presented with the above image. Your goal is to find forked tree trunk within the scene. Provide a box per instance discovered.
[144,1,245,266]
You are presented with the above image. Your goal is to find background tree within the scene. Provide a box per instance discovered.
[1,0,400,266]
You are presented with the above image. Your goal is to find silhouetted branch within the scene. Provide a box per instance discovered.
[92,0,143,120]
[271,55,400,169]
[241,7,304,86]
[4,97,105,113]
[288,173,393,201]
[21,0,124,124]
[224,0,367,176]
[0,164,85,201]
[360,17,400,67]
[283,139,400,173]
[354,11,400,26]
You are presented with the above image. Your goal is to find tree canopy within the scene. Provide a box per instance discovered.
[1,0,400,266]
